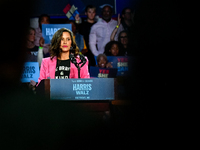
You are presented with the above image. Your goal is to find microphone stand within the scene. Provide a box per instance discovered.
[70,54,86,78]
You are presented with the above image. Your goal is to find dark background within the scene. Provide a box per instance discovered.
[30,0,139,17]
[1,0,188,149]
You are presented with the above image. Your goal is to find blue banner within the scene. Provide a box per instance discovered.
[21,62,40,83]
[94,56,134,76]
[50,78,114,100]
[90,66,118,78]
[42,24,72,44]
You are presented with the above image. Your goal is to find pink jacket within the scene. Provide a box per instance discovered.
[37,56,90,85]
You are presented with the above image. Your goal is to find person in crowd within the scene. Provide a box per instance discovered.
[37,28,90,85]
[110,13,131,56]
[110,7,134,51]
[25,27,43,92]
[34,14,50,57]
[120,7,134,32]
[117,30,131,56]
[26,27,43,66]
[104,41,122,56]
[89,5,118,57]
[96,54,113,68]
[66,20,88,55]
[75,5,97,68]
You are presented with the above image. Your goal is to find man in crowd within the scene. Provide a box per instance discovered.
[89,5,118,56]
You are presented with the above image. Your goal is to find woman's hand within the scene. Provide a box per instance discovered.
[117,13,121,26]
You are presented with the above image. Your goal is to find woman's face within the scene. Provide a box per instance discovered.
[119,32,128,46]
[60,32,72,52]
[109,44,119,56]
[98,56,107,68]
[28,29,35,42]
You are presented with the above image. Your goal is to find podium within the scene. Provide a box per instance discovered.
[36,78,118,115]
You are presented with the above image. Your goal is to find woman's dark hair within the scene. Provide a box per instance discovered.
[50,28,79,59]
[118,30,129,42]
[104,41,122,56]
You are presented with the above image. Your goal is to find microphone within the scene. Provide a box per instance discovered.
[69,53,77,65]
[70,53,87,67]
[69,53,87,78]
[79,54,86,67]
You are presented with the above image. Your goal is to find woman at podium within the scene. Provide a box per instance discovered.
[37,28,90,85]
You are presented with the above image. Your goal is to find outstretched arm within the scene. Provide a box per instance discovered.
[75,14,82,24]
[110,14,121,41]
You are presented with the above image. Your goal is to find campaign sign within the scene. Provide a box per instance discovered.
[90,66,118,78]
[42,24,72,44]
[21,62,40,83]
[94,56,132,76]
[50,78,114,100]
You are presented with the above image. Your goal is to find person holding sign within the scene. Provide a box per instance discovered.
[34,14,50,57]
[96,54,113,68]
[37,28,90,85]
[26,27,43,67]
[90,54,117,78]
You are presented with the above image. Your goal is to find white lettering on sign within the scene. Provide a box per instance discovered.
[73,84,92,91]
[73,84,92,96]
[98,73,108,78]
[46,28,61,40]
[46,28,61,36]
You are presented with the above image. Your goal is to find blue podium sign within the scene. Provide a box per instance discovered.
[21,62,40,83]
[42,24,72,44]
[50,78,115,100]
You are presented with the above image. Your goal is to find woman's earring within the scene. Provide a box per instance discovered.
[70,46,73,51]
